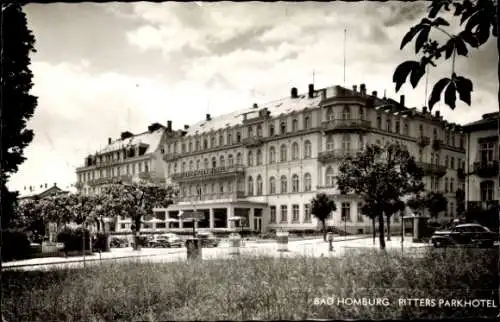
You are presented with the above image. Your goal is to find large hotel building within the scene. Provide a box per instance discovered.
[74,83,493,235]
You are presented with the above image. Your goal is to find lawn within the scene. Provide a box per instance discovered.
[1,248,498,321]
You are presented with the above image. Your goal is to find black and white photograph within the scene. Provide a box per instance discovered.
[1,1,499,320]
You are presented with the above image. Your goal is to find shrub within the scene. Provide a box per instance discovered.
[92,232,110,252]
[1,229,31,262]
[56,227,91,252]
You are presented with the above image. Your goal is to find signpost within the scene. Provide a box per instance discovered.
[180,211,205,260]
[180,211,205,237]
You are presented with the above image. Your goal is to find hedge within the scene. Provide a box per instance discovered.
[57,227,91,252]
[1,230,31,262]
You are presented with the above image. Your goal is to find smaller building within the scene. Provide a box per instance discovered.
[18,182,71,203]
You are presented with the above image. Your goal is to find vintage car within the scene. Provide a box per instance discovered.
[197,232,219,248]
[110,236,129,248]
[430,223,498,248]
[151,233,183,248]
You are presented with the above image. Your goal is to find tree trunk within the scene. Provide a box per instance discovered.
[386,214,391,241]
[133,216,141,251]
[322,220,327,241]
[378,212,386,250]
[372,217,376,245]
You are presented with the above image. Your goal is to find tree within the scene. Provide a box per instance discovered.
[1,4,38,229]
[383,199,406,241]
[393,0,497,111]
[310,193,337,241]
[360,200,379,245]
[337,144,424,249]
[425,191,448,220]
[100,182,176,250]
[407,194,427,216]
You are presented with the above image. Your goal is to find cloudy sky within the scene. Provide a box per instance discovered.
[10,1,498,193]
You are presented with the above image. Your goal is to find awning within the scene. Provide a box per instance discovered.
[228,216,244,221]
[166,218,179,223]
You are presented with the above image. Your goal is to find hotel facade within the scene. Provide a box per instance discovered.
[153,83,467,234]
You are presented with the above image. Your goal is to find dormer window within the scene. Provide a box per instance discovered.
[280,121,287,134]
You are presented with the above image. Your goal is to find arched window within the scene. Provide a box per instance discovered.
[256,175,263,195]
[220,155,225,167]
[342,105,351,120]
[326,107,334,121]
[203,139,208,149]
[247,176,254,196]
[248,126,253,138]
[196,159,200,170]
[236,152,242,164]
[292,119,298,131]
[280,144,287,162]
[304,173,312,191]
[304,115,311,129]
[304,140,312,158]
[196,140,200,150]
[204,158,209,169]
[219,183,224,193]
[188,142,193,152]
[269,177,276,194]
[377,115,382,129]
[292,142,299,160]
[182,162,186,172]
[450,178,455,192]
[386,118,392,132]
[433,128,438,140]
[342,134,351,150]
[219,134,224,146]
[419,124,424,136]
[292,174,299,192]
[247,151,254,166]
[325,167,335,186]
[257,124,262,137]
[269,146,276,163]
[403,123,409,136]
[227,133,232,145]
[327,135,334,151]
[280,175,287,193]
[256,149,263,165]
[228,154,234,166]
[211,156,217,168]
[269,124,275,136]
[395,120,400,134]
[173,142,177,153]
[174,163,178,173]
[280,121,287,134]
[211,136,215,147]
[359,107,364,120]
[444,178,449,193]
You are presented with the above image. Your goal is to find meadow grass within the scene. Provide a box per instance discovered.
[2,248,498,321]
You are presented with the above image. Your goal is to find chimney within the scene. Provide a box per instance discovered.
[400,95,405,107]
[360,84,366,95]
[206,114,211,121]
[352,85,357,92]
[53,182,57,187]
[308,84,314,98]
[291,87,298,98]
[167,120,172,131]
[24,186,26,191]
[184,125,189,130]
[252,103,258,109]
[435,110,440,118]
[372,91,377,97]
[108,137,112,145]
[45,183,48,188]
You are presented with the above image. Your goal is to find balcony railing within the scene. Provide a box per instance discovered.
[87,175,133,186]
[241,136,265,147]
[318,149,362,163]
[416,162,447,177]
[467,200,499,211]
[175,191,246,203]
[472,161,499,178]
[163,154,181,162]
[171,164,245,181]
[432,139,442,150]
[417,136,430,147]
[322,119,371,132]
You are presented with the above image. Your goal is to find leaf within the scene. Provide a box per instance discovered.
[409,63,425,88]
[415,25,431,53]
[428,77,451,110]
[454,37,468,56]
[455,75,473,106]
[400,26,420,50]
[428,1,450,18]
[392,60,420,92]
[431,17,450,27]
[460,30,480,48]
[444,81,457,110]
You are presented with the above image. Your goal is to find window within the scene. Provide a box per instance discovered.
[450,178,454,193]
[292,119,298,132]
[228,154,234,166]
[445,132,450,145]
[236,132,241,143]
[386,118,392,132]
[304,140,312,158]
[248,126,253,138]
[403,123,409,136]
[357,203,364,222]
[196,159,200,170]
[181,143,186,153]
[445,156,449,168]
[280,121,287,134]
[459,136,464,149]
[359,107,364,120]
[269,177,276,194]
[436,154,440,166]
[236,152,242,164]
[430,153,434,164]
[269,147,276,163]
[219,134,224,146]
[247,176,254,196]
[256,149,263,165]
[181,162,186,172]
[196,140,200,150]
[256,175,263,196]
[173,142,177,153]
[342,134,351,150]
[228,182,233,192]
[269,124,275,136]
[280,144,287,162]
[444,178,449,193]
[304,115,311,129]
[304,204,312,223]
[280,175,287,193]
[292,174,299,192]
[247,151,254,166]
[327,135,334,151]
[212,157,217,168]
[304,173,312,192]
[227,133,232,145]
[342,105,351,120]
[204,158,209,169]
[292,142,299,160]
[480,142,495,162]
[395,121,400,134]
[220,155,225,167]
[377,115,382,129]
[359,135,364,150]
[257,124,262,137]
[327,107,334,121]
[325,166,335,186]
[292,205,299,222]
[341,202,351,222]
[280,205,288,223]
[450,202,455,217]
[433,128,438,140]
[480,181,494,201]
[211,136,215,147]
[450,157,455,169]
[174,163,177,173]
[270,206,276,224]
[203,139,208,150]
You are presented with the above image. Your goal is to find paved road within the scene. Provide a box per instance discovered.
[2,236,430,271]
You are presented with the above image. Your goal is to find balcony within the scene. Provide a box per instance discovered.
[318,149,362,163]
[467,200,499,211]
[322,119,371,133]
[241,136,265,147]
[432,139,442,150]
[163,154,181,162]
[175,191,246,203]
[417,136,430,147]
[88,175,133,186]
[416,162,447,177]
[457,168,466,180]
[472,161,499,178]
[171,164,246,182]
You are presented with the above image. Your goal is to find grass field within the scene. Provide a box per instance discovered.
[2,248,498,320]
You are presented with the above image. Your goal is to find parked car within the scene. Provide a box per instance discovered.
[151,233,183,248]
[430,223,498,248]
[197,232,219,248]
[110,237,128,248]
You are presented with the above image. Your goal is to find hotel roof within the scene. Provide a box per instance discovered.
[97,128,164,154]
